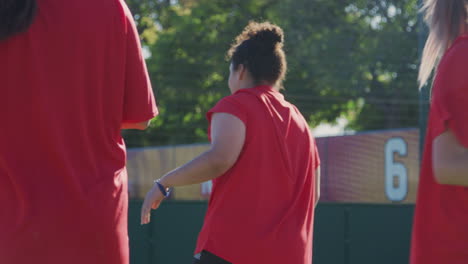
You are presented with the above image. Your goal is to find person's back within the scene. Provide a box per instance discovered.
[0,0,157,263]
[139,22,319,264]
[195,85,319,264]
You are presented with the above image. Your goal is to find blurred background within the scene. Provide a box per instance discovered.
[122,0,427,263]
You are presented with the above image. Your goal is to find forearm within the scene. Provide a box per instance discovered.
[159,149,229,188]
[435,151,468,186]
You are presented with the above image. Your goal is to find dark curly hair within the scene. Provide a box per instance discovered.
[0,0,37,41]
[227,21,287,87]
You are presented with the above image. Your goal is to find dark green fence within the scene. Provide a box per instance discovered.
[128,201,414,264]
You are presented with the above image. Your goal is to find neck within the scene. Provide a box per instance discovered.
[238,80,257,90]
[459,22,468,36]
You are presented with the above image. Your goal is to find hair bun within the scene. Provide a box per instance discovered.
[245,21,284,49]
[227,21,287,86]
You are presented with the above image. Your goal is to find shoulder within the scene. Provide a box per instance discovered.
[438,38,468,75]
[448,37,468,56]
[216,91,257,108]
[434,38,468,97]
[230,91,258,102]
[208,93,253,125]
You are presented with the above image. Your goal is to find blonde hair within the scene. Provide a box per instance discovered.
[418,0,468,88]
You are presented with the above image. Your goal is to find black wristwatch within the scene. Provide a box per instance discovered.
[155,179,172,198]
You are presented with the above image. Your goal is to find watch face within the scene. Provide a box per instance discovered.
[156,181,169,197]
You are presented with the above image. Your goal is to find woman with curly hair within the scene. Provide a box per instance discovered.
[141,21,320,264]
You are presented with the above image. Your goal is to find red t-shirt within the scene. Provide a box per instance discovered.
[195,85,320,264]
[411,35,468,264]
[0,1,157,263]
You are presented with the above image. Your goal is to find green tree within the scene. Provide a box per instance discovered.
[275,0,419,130]
[123,0,419,147]
[123,0,278,146]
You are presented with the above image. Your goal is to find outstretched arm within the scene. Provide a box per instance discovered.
[140,113,246,224]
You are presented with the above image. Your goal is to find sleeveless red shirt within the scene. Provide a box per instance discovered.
[195,86,320,264]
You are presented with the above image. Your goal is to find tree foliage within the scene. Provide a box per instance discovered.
[123,0,419,147]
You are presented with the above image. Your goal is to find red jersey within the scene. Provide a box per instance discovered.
[195,85,320,264]
[0,1,157,263]
[411,35,468,264]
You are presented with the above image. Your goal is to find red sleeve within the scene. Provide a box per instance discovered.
[206,96,248,140]
[121,5,158,123]
[434,41,468,148]
[206,96,248,125]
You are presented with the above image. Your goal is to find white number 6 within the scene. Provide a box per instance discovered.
[385,138,408,202]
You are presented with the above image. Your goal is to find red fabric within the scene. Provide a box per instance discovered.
[0,1,157,263]
[411,36,468,264]
[196,85,320,264]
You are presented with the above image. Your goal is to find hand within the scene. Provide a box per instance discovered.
[140,183,165,225]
